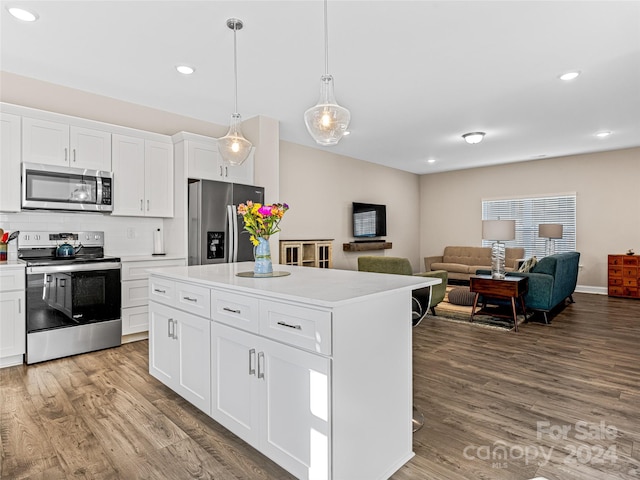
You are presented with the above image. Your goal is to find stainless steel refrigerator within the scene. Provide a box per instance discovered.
[188,179,265,265]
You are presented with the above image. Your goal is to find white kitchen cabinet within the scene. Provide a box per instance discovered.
[211,322,330,479]
[172,131,254,185]
[121,257,186,336]
[112,134,174,217]
[0,265,26,368]
[148,263,436,480]
[0,112,21,212]
[149,301,211,414]
[22,117,111,171]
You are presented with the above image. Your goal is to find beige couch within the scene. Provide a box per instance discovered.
[424,246,525,282]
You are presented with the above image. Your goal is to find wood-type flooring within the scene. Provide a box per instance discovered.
[1,292,638,479]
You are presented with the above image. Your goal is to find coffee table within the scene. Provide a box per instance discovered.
[469,274,528,332]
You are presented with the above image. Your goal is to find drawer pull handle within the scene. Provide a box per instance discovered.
[154,288,166,294]
[223,307,241,314]
[183,296,198,302]
[277,321,302,330]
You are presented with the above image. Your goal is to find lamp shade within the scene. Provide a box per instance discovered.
[538,223,563,239]
[482,220,516,241]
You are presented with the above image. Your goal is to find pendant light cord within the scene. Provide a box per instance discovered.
[323,0,329,75]
[233,22,239,114]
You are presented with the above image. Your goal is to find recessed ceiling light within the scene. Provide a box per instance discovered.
[342,130,351,136]
[462,132,485,144]
[595,131,612,138]
[427,159,436,164]
[7,6,38,21]
[175,65,195,75]
[559,71,580,81]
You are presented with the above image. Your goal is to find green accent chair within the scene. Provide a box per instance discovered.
[357,256,448,319]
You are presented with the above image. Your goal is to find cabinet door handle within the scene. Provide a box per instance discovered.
[249,348,256,376]
[60,278,66,288]
[146,199,150,211]
[167,318,173,337]
[18,298,21,314]
[257,352,265,379]
[277,321,302,330]
[219,165,223,177]
[154,288,166,294]
[73,148,76,163]
[225,166,228,177]
[64,147,68,162]
[46,274,52,283]
[223,307,241,314]
[140,199,143,211]
[182,296,198,303]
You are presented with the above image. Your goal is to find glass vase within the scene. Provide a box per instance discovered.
[254,236,273,276]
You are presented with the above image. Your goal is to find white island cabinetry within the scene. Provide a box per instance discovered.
[148,262,440,480]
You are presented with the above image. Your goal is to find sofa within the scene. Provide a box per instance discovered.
[357,256,448,319]
[424,246,525,282]
[477,251,581,323]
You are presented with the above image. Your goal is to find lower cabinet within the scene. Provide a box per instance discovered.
[149,302,211,414]
[211,322,330,480]
[0,265,26,368]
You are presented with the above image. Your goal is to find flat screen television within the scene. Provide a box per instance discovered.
[353,202,387,238]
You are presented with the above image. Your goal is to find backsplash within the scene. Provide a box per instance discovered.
[0,211,164,259]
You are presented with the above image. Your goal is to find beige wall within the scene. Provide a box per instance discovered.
[419,147,640,291]
[279,142,421,271]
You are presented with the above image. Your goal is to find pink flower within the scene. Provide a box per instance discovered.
[258,205,273,216]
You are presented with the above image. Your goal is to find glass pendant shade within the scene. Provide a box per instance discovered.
[218,113,252,165]
[304,75,351,146]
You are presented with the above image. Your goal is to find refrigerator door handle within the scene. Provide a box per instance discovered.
[227,204,239,262]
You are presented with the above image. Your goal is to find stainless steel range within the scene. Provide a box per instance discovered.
[18,231,122,364]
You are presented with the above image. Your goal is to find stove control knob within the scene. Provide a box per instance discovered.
[24,234,29,240]
[34,234,40,241]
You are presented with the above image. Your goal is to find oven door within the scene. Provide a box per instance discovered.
[26,263,121,334]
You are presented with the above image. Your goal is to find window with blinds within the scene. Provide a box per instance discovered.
[481,193,576,258]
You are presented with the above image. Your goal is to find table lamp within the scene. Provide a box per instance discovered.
[482,220,516,279]
[539,223,563,256]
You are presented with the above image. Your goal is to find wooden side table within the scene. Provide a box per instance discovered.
[470,275,529,332]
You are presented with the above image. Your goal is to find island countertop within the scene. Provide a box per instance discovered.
[149,261,440,307]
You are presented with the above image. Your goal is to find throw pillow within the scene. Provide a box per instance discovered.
[518,256,538,273]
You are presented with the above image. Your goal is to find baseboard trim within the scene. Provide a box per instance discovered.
[575,285,607,295]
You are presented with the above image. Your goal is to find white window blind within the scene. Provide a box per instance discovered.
[481,194,576,258]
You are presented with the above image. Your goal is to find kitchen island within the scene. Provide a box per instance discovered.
[148,262,440,480]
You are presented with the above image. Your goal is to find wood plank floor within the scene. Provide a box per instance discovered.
[1,292,639,479]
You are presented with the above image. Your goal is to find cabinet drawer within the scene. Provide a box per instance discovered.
[122,279,149,308]
[122,259,186,281]
[623,256,639,266]
[0,268,25,291]
[623,277,638,287]
[149,277,175,305]
[260,300,332,355]
[122,305,149,335]
[608,266,623,277]
[608,256,623,266]
[623,267,638,278]
[211,290,260,332]
[175,281,211,318]
[608,277,623,286]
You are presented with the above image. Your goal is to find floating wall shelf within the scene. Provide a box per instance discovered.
[343,242,392,252]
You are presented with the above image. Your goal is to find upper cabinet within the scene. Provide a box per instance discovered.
[0,113,21,212]
[112,134,173,217]
[22,117,112,171]
[173,132,254,185]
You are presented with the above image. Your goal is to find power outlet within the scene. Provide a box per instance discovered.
[126,228,135,239]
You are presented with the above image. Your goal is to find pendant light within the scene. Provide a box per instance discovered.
[218,18,252,166]
[304,0,351,146]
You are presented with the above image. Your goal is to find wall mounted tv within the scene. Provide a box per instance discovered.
[352,202,387,238]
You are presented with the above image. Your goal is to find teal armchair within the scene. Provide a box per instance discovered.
[357,256,448,318]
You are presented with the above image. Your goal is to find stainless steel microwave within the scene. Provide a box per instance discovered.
[21,162,113,212]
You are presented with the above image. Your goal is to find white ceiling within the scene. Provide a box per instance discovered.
[2,1,639,174]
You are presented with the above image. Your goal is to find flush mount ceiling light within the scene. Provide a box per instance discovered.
[304,0,351,146]
[595,131,612,138]
[559,71,581,81]
[462,132,485,144]
[176,65,195,75]
[7,6,38,21]
[218,18,252,166]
